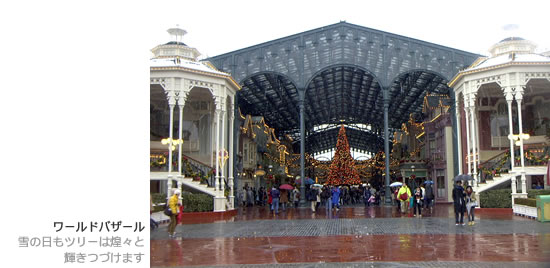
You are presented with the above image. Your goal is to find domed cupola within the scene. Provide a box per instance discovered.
[488,37,536,57]
[151,26,201,61]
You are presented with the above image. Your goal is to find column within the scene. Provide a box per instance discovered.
[469,93,478,185]
[221,108,227,191]
[210,113,214,168]
[515,86,527,194]
[505,89,517,194]
[177,95,185,175]
[299,96,306,205]
[455,100,463,174]
[166,93,176,199]
[463,93,471,176]
[383,88,391,204]
[214,107,221,192]
[228,103,235,209]
[505,88,515,171]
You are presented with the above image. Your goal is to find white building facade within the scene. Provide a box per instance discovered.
[450,37,550,203]
[150,28,240,211]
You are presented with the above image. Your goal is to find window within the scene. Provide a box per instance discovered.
[243,143,248,162]
[436,169,445,198]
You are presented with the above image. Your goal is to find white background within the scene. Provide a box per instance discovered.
[0,1,549,267]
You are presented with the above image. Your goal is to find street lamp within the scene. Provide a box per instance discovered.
[508,133,530,146]
[161,137,183,151]
[161,137,183,199]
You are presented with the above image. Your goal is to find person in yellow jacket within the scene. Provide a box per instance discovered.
[397,183,411,214]
[168,189,181,237]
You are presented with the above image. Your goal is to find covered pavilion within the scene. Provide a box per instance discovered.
[208,21,479,203]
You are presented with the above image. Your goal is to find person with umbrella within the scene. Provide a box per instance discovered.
[452,180,466,225]
[279,184,293,212]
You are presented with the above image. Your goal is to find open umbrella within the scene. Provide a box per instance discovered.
[279,184,294,190]
[453,174,474,182]
[312,183,323,188]
[297,177,314,185]
[423,180,434,185]
[390,182,403,187]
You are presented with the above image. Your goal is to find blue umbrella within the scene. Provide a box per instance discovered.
[297,177,314,185]
[423,180,434,185]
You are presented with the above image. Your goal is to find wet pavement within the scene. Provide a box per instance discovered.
[151,204,550,267]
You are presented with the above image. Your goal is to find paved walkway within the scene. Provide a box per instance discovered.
[150,204,550,267]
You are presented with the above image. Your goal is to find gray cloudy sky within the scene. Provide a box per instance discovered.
[149,0,550,59]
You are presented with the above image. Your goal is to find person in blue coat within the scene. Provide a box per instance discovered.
[332,186,341,211]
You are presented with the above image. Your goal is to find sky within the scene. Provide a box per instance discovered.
[148,0,550,59]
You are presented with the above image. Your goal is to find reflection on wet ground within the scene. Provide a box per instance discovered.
[151,204,550,267]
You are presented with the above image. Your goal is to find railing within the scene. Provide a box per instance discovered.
[150,153,215,187]
[478,145,549,183]
[478,150,510,184]
[522,145,550,167]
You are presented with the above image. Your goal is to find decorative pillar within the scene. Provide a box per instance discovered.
[210,112,214,168]
[298,94,306,205]
[506,92,517,194]
[515,86,527,194]
[468,92,478,185]
[166,92,176,199]
[228,103,235,209]
[221,107,227,191]
[383,88,391,204]
[214,106,221,192]
[177,94,186,175]
[463,93,471,176]
[455,98,462,174]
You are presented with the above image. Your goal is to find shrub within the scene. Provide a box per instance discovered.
[480,189,550,208]
[514,198,536,207]
[527,190,550,199]
[182,193,213,212]
[480,189,512,208]
[152,193,167,205]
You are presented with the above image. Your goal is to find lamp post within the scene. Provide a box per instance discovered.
[508,133,530,194]
[161,137,183,199]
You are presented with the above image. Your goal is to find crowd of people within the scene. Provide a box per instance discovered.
[237,183,385,214]
[161,179,479,237]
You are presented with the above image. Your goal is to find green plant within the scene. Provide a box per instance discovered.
[480,189,550,208]
[181,193,213,212]
[527,189,550,199]
[514,198,536,207]
[152,193,167,204]
[480,189,512,208]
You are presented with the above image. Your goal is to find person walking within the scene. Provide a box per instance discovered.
[397,183,411,214]
[292,187,300,208]
[322,186,332,211]
[280,189,288,212]
[465,186,477,225]
[271,186,280,214]
[453,181,466,225]
[424,183,435,211]
[364,186,372,207]
[267,188,273,211]
[167,189,181,238]
[332,186,341,211]
[413,186,423,217]
[315,186,322,211]
[247,187,254,207]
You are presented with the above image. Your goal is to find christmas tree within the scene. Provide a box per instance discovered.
[326,125,361,185]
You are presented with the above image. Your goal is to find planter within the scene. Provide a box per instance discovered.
[513,204,537,219]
